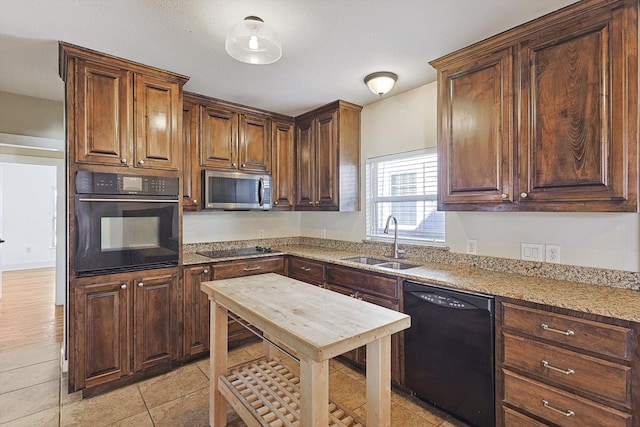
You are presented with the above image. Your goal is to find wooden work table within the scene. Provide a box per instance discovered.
[201,273,411,427]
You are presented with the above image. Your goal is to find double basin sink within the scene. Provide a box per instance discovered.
[341,256,419,271]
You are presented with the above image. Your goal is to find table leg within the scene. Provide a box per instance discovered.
[366,335,392,427]
[209,299,228,427]
[299,358,329,427]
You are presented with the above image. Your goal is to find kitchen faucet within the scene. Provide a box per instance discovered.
[383,215,405,259]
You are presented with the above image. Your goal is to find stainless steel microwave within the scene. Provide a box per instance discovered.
[203,170,272,210]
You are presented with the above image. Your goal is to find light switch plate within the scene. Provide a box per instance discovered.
[521,243,543,261]
[466,239,477,255]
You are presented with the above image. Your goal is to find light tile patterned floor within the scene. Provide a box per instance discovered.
[0,342,469,426]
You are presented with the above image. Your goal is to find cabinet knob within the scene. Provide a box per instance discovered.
[501,193,508,199]
[138,159,145,165]
[203,269,209,274]
[120,158,127,164]
[274,201,278,205]
[309,201,314,205]
[232,162,237,167]
[242,163,246,168]
[120,284,127,289]
[520,192,528,198]
[138,282,144,287]
[192,199,198,204]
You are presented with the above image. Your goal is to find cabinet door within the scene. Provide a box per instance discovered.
[134,74,181,170]
[315,109,340,209]
[74,59,132,167]
[438,48,514,208]
[239,113,270,173]
[133,273,176,371]
[182,100,200,210]
[75,280,130,389]
[271,121,295,209]
[200,106,238,170]
[183,265,210,357]
[295,117,316,208]
[518,9,636,210]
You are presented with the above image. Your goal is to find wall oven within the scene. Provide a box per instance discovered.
[74,171,180,277]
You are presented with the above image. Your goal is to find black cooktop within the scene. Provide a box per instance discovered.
[197,246,280,259]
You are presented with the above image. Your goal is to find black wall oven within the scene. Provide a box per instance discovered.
[74,171,180,277]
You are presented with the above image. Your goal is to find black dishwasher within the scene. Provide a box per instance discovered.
[403,280,495,427]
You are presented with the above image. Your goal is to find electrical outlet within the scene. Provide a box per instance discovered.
[466,239,477,255]
[521,243,543,261]
[545,244,561,263]
[258,229,265,239]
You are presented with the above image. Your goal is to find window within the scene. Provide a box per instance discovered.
[366,149,445,244]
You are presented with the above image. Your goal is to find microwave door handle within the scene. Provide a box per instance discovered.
[258,177,265,207]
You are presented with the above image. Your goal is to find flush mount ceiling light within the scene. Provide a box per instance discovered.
[364,72,398,97]
[225,16,282,65]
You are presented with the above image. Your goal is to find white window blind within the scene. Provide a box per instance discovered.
[366,149,445,244]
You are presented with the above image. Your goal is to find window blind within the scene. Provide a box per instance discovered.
[366,149,445,244]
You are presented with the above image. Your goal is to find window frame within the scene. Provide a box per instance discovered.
[365,148,445,246]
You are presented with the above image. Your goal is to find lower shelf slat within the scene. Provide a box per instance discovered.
[219,358,365,427]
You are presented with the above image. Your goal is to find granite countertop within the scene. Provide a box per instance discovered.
[185,244,640,323]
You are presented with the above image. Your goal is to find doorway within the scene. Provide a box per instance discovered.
[0,152,65,354]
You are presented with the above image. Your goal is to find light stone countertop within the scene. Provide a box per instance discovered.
[184,244,640,323]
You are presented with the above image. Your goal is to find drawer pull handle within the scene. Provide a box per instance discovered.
[243,266,262,272]
[542,400,575,417]
[301,267,312,271]
[541,323,574,336]
[542,360,575,375]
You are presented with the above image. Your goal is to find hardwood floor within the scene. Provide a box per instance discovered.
[0,267,62,353]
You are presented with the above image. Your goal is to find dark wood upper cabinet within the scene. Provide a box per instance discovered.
[294,100,362,211]
[431,0,638,212]
[200,106,238,170]
[183,92,295,211]
[239,113,270,173]
[437,48,514,206]
[271,120,295,209]
[200,106,270,173]
[182,100,200,210]
[72,59,133,167]
[60,42,188,172]
[133,74,181,170]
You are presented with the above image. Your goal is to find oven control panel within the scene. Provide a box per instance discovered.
[75,171,179,196]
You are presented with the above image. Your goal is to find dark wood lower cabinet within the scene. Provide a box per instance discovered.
[182,256,286,360]
[70,268,178,393]
[74,279,131,390]
[182,265,211,358]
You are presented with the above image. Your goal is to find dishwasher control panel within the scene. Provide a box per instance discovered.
[416,292,474,309]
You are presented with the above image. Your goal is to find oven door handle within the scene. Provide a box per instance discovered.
[78,198,180,203]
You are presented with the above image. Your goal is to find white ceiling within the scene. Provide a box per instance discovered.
[0,0,578,117]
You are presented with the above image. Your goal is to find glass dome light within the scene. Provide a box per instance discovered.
[225,16,282,65]
[364,72,398,97]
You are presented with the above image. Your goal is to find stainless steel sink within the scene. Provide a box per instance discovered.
[341,256,389,265]
[341,256,419,270]
[375,261,420,270]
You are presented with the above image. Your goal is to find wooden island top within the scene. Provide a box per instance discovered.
[201,273,411,427]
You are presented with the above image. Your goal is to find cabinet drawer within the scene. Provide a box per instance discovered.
[503,333,631,406]
[212,257,284,279]
[502,303,632,360]
[326,265,398,299]
[503,406,549,427]
[503,370,631,427]
[287,257,325,285]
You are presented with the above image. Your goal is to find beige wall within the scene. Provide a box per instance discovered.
[0,91,64,139]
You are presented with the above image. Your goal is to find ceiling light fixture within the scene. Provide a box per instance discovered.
[225,16,282,65]
[364,72,398,97]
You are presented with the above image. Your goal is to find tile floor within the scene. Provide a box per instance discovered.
[0,341,468,427]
